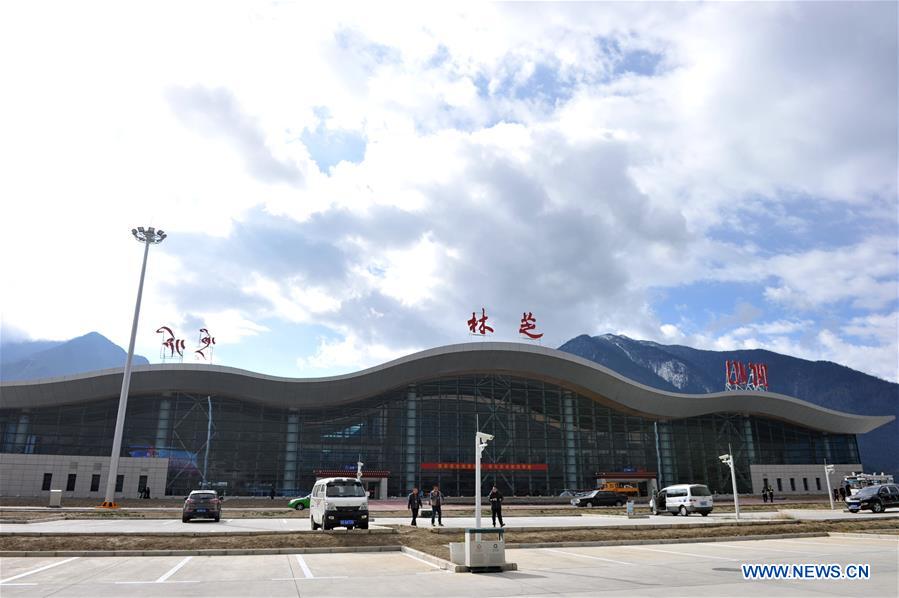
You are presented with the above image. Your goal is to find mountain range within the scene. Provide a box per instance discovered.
[0,332,148,382]
[559,333,898,479]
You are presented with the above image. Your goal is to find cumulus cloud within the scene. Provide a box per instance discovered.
[1,2,895,381]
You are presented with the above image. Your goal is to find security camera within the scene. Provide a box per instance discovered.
[476,432,494,443]
[719,454,731,463]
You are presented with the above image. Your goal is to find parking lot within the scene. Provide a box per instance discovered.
[1,535,895,597]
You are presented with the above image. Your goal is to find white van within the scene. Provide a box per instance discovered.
[309,477,370,530]
[650,484,713,516]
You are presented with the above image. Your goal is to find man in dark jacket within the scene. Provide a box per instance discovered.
[429,485,444,526]
[488,485,504,527]
[407,487,422,527]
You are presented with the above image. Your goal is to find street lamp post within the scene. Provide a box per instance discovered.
[100,226,166,508]
[719,444,740,520]
[824,462,835,510]
[475,431,493,530]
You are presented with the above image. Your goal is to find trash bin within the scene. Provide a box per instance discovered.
[49,489,62,508]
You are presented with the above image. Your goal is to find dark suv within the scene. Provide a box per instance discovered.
[182,490,222,522]
[571,490,629,507]
[846,484,899,514]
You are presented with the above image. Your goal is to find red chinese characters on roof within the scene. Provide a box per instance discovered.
[467,308,494,335]
[518,312,543,340]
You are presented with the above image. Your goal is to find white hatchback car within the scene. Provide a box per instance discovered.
[650,484,713,516]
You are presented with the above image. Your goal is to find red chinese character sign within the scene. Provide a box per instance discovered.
[467,308,494,335]
[157,326,186,361]
[518,312,543,340]
[725,360,768,391]
[195,328,216,362]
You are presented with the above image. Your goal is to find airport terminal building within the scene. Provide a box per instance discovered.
[0,343,892,499]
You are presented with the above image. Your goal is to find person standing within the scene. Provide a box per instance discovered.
[270,486,276,500]
[488,485,504,527]
[407,487,422,527]
[766,484,774,503]
[762,487,768,503]
[429,485,444,526]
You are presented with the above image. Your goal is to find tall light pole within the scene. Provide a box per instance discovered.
[824,462,835,510]
[475,430,493,529]
[719,444,740,520]
[100,226,166,508]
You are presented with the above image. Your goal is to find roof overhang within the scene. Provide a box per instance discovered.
[0,342,893,435]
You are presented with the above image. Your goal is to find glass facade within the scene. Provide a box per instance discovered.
[0,374,860,496]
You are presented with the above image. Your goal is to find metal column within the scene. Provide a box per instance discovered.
[743,417,757,464]
[561,391,578,490]
[155,399,171,452]
[13,413,30,453]
[283,411,300,494]
[404,385,417,492]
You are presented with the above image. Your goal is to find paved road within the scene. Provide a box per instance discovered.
[1,536,895,596]
[3,509,895,534]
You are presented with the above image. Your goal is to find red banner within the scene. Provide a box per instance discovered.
[421,462,548,472]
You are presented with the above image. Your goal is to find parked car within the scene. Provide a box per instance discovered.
[846,484,899,513]
[288,494,311,510]
[571,490,629,507]
[182,490,222,522]
[650,484,713,516]
[309,477,369,530]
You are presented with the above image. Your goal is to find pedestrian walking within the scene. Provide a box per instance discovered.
[429,485,444,526]
[488,484,504,527]
[407,487,422,527]
[762,488,768,503]
[270,486,276,500]
[766,485,774,503]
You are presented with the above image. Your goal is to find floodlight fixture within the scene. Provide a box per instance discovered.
[132,226,166,244]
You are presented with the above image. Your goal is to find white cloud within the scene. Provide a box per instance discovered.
[0,2,895,382]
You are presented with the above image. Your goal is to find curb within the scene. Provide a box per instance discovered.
[508,531,829,549]
[828,532,899,540]
[399,546,465,571]
[0,545,406,557]
[0,528,396,537]
[427,518,801,533]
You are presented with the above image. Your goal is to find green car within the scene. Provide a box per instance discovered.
[288,494,311,510]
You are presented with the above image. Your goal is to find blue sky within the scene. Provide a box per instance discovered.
[1,2,896,381]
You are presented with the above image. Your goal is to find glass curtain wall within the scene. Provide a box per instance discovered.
[0,374,861,497]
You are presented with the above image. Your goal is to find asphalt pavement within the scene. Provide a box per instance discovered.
[1,535,896,596]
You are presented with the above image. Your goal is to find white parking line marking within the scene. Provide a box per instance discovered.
[711,543,820,554]
[162,520,177,526]
[295,554,314,578]
[281,519,288,525]
[271,576,348,581]
[0,557,79,584]
[541,548,633,565]
[774,539,869,548]
[401,552,440,568]
[628,546,739,561]
[156,556,192,583]
[115,581,201,585]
